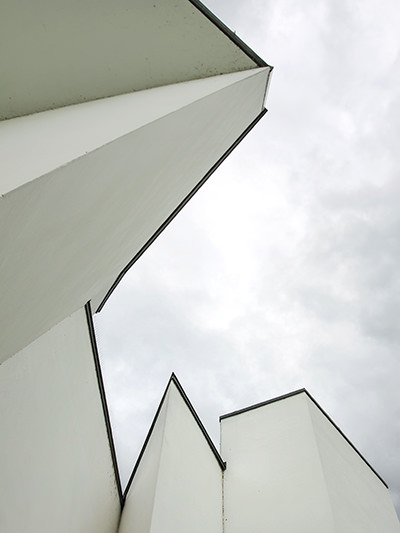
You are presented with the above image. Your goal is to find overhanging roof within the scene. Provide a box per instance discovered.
[0,68,270,363]
[0,1,272,363]
[1,0,269,120]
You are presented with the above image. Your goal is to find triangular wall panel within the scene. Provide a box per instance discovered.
[119,377,223,533]
[118,386,170,533]
[306,396,400,532]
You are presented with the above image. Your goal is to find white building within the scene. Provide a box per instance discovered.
[0,1,398,532]
[121,374,400,533]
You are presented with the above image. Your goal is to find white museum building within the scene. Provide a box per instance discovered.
[0,1,399,532]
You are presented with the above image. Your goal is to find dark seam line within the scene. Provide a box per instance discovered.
[96,107,268,313]
[220,388,388,489]
[188,0,271,68]
[85,302,124,506]
[123,372,226,501]
[305,390,388,489]
[123,375,171,500]
[219,388,308,420]
[170,372,226,471]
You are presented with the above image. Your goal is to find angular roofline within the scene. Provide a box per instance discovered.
[123,372,226,503]
[188,0,272,69]
[220,388,388,489]
[1,0,271,120]
[96,106,269,313]
[219,388,308,420]
[84,302,124,506]
[170,373,227,471]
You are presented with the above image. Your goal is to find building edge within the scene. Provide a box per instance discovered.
[96,107,268,313]
[123,373,226,504]
[188,0,272,69]
[85,302,124,506]
[220,388,388,488]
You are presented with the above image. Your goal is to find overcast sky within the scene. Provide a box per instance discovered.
[94,0,400,513]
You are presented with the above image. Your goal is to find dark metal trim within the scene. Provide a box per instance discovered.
[170,373,226,471]
[220,388,389,488]
[85,302,124,506]
[96,107,268,313]
[123,376,171,500]
[219,388,308,420]
[124,373,226,501]
[188,0,271,68]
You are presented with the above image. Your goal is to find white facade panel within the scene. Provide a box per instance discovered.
[0,69,267,196]
[220,393,335,533]
[120,379,223,533]
[118,391,169,533]
[1,0,263,120]
[0,308,120,533]
[220,391,400,532]
[306,397,400,532]
[0,3,276,532]
[0,68,269,363]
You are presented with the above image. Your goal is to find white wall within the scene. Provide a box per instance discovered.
[0,68,270,364]
[221,393,336,533]
[0,308,120,533]
[119,380,223,533]
[118,387,169,533]
[307,396,400,532]
[220,391,400,533]
[0,68,268,196]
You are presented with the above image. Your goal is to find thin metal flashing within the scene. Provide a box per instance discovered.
[188,0,271,69]
[220,388,388,489]
[219,388,307,420]
[96,106,269,313]
[123,374,172,501]
[84,302,124,507]
[123,373,226,502]
[170,372,227,471]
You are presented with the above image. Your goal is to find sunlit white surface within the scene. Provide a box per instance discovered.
[0,68,269,364]
[120,380,222,533]
[221,392,400,532]
[0,308,120,533]
[95,0,400,514]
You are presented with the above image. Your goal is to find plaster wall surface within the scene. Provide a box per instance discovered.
[1,0,261,119]
[220,393,335,533]
[118,389,169,533]
[120,381,222,533]
[306,397,400,532]
[0,308,120,533]
[0,68,269,196]
[0,68,269,363]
